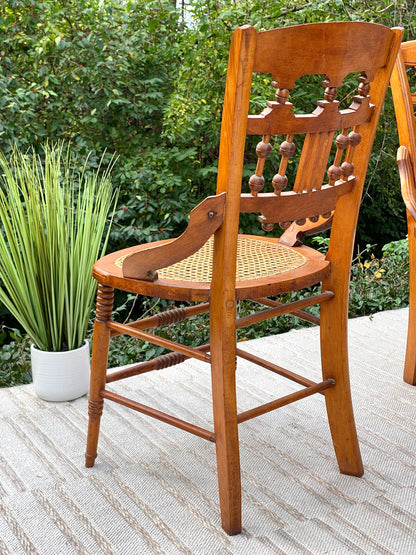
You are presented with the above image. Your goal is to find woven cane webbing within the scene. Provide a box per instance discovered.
[117,236,306,283]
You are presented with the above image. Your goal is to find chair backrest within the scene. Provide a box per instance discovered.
[213,22,402,285]
[390,40,416,219]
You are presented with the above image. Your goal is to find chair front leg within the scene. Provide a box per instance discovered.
[210,302,242,535]
[85,283,114,468]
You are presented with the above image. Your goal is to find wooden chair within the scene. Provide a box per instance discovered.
[86,22,402,534]
[391,40,416,385]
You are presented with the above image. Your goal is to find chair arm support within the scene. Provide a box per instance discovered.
[279,214,334,247]
[397,145,416,226]
[122,193,226,281]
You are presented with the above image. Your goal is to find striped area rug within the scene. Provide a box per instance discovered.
[1,308,416,554]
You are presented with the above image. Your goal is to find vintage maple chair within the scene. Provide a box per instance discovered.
[390,40,416,386]
[85,22,402,534]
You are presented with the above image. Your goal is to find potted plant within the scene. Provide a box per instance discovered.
[0,142,117,401]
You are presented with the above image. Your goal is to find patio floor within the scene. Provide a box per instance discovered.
[1,307,416,554]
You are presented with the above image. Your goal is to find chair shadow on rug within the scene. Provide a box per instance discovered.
[85,21,402,534]
[391,40,416,385]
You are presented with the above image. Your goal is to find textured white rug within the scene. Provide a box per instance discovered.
[1,308,416,554]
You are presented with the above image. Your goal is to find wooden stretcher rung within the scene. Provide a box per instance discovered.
[101,389,216,442]
[107,344,210,383]
[107,320,211,364]
[109,303,210,337]
[252,297,320,326]
[236,348,317,389]
[236,291,333,329]
[237,378,335,423]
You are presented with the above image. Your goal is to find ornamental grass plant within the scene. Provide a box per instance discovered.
[0,143,117,352]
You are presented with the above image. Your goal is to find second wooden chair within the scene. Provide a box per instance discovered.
[391,39,416,385]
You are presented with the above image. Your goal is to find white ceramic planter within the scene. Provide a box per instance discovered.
[31,340,90,402]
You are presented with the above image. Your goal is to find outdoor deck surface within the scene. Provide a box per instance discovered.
[1,307,415,554]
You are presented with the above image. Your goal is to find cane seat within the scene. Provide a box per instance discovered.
[95,235,327,301]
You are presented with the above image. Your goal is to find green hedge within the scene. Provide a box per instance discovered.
[0,0,191,250]
[1,0,414,383]
[1,0,415,252]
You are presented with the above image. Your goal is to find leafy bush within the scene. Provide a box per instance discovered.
[0,327,31,388]
[0,0,190,250]
[349,239,409,316]
[1,0,414,253]
[0,1,178,153]
[1,0,414,379]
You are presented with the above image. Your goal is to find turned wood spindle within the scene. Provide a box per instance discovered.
[272,134,295,195]
[341,127,361,179]
[272,82,289,104]
[324,85,338,102]
[258,214,274,232]
[358,72,371,98]
[86,284,114,468]
[327,129,349,186]
[295,218,306,226]
[249,135,272,196]
[95,283,114,323]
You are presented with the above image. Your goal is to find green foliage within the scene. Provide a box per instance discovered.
[1,0,414,253]
[349,239,409,316]
[0,0,190,249]
[0,143,117,351]
[106,334,162,368]
[0,0,178,153]
[0,0,415,378]
[0,327,31,388]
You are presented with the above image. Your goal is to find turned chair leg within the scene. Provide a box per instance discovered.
[319,291,364,477]
[85,284,114,468]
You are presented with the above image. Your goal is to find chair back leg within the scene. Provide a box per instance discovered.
[404,218,416,384]
[319,285,363,476]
